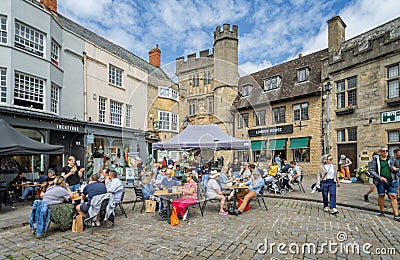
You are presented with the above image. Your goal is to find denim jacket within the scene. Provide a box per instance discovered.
[368,155,399,185]
[29,200,51,237]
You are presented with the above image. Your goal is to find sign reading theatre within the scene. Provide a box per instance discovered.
[248,124,293,137]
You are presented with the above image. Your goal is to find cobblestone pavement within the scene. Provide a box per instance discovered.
[0,198,399,259]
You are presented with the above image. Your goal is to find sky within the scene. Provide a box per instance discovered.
[58,0,400,76]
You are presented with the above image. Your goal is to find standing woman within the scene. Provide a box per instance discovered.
[61,156,84,192]
[317,154,340,214]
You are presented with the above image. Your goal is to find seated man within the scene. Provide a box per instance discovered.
[159,168,180,190]
[206,170,228,215]
[107,170,124,204]
[76,174,107,226]
[19,171,47,202]
[235,164,264,214]
[289,161,302,183]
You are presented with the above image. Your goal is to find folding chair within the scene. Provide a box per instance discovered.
[186,186,204,222]
[131,186,145,213]
[291,175,305,193]
[85,198,110,234]
[254,185,268,211]
[201,186,222,214]
[115,191,127,218]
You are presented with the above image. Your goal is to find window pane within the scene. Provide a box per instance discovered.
[337,81,345,91]
[337,93,345,108]
[388,131,400,142]
[348,128,357,141]
[337,130,345,142]
[293,148,310,162]
[347,77,357,89]
[388,65,399,78]
[348,89,357,106]
[388,80,399,98]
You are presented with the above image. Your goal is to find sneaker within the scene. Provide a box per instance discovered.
[219,211,228,215]
[91,222,97,227]
[323,207,330,212]
[378,212,385,217]
[330,208,339,214]
[95,221,101,227]
[18,197,25,202]
[394,216,400,222]
[364,194,369,202]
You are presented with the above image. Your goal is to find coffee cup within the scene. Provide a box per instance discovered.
[168,188,173,193]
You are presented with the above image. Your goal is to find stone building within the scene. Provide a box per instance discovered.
[322,16,400,174]
[175,24,239,163]
[235,50,328,174]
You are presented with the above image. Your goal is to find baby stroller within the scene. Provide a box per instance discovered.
[264,173,287,195]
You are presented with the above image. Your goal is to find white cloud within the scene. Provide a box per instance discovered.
[239,60,272,75]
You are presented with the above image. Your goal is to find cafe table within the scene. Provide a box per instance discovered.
[154,187,182,223]
[70,193,83,205]
[12,183,41,198]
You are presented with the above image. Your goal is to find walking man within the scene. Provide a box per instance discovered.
[368,146,400,221]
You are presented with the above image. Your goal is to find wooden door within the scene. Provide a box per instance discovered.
[337,144,357,177]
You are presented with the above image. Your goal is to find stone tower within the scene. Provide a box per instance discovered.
[213,24,239,135]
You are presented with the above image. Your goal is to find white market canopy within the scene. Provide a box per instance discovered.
[152,124,250,151]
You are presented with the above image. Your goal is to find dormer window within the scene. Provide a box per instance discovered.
[241,84,251,97]
[263,76,281,91]
[297,67,310,82]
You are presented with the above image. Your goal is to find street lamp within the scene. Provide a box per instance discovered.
[323,82,333,155]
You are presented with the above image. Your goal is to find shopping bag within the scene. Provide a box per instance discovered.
[170,206,180,226]
[72,215,83,232]
[145,200,156,213]
[238,199,250,211]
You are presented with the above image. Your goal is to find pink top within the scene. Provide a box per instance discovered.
[182,182,198,200]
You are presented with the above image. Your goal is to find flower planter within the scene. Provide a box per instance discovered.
[335,109,354,116]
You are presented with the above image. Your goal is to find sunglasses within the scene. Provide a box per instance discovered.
[381,150,388,152]
[161,170,166,172]
[327,158,333,160]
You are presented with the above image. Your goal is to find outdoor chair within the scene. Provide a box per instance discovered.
[291,175,305,193]
[253,185,268,211]
[115,191,127,218]
[185,186,204,222]
[131,186,145,214]
[201,186,222,214]
[85,198,111,234]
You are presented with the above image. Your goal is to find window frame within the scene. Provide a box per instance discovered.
[126,104,132,127]
[272,106,286,124]
[14,71,44,110]
[0,15,7,44]
[347,127,357,141]
[0,67,6,103]
[108,64,123,87]
[14,21,45,57]
[51,40,60,66]
[337,129,345,142]
[158,110,179,132]
[158,86,178,101]
[263,76,281,91]
[254,110,266,126]
[296,67,309,83]
[335,76,357,108]
[110,100,123,126]
[98,97,107,123]
[387,64,400,99]
[238,113,249,129]
[293,102,309,121]
[50,84,60,114]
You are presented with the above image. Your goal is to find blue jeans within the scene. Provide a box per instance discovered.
[21,186,40,200]
[376,180,398,195]
[321,179,337,209]
[69,183,81,192]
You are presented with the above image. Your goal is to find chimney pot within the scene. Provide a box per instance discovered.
[149,44,161,68]
[40,0,58,13]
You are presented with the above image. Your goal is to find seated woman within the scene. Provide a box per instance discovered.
[219,166,233,190]
[171,172,198,220]
[42,176,75,231]
[206,171,228,215]
[141,172,157,199]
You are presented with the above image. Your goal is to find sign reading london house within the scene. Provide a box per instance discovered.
[56,124,80,132]
[248,124,293,137]
[381,110,400,124]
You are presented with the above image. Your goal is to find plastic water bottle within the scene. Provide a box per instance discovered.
[311,186,317,194]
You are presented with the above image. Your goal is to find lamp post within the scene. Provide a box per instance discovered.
[323,82,333,155]
[182,116,191,129]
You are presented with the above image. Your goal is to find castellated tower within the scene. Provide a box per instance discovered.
[213,24,239,135]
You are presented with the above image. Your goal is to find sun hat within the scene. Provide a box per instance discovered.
[209,170,220,179]
[340,154,346,160]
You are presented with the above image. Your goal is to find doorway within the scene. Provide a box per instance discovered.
[337,144,357,177]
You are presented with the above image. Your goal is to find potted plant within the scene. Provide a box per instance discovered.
[355,166,369,183]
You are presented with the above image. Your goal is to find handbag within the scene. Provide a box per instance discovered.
[72,215,83,232]
[170,206,180,226]
[145,200,156,213]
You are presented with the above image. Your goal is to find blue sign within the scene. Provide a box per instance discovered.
[87,134,94,144]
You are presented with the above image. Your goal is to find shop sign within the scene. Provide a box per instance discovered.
[87,134,94,144]
[248,124,293,137]
[56,124,80,132]
[381,110,400,124]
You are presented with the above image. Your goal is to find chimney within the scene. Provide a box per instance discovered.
[327,16,346,54]
[149,44,161,68]
[40,0,57,13]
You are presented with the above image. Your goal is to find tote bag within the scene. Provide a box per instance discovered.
[170,206,180,226]
[72,215,83,232]
[145,200,156,213]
